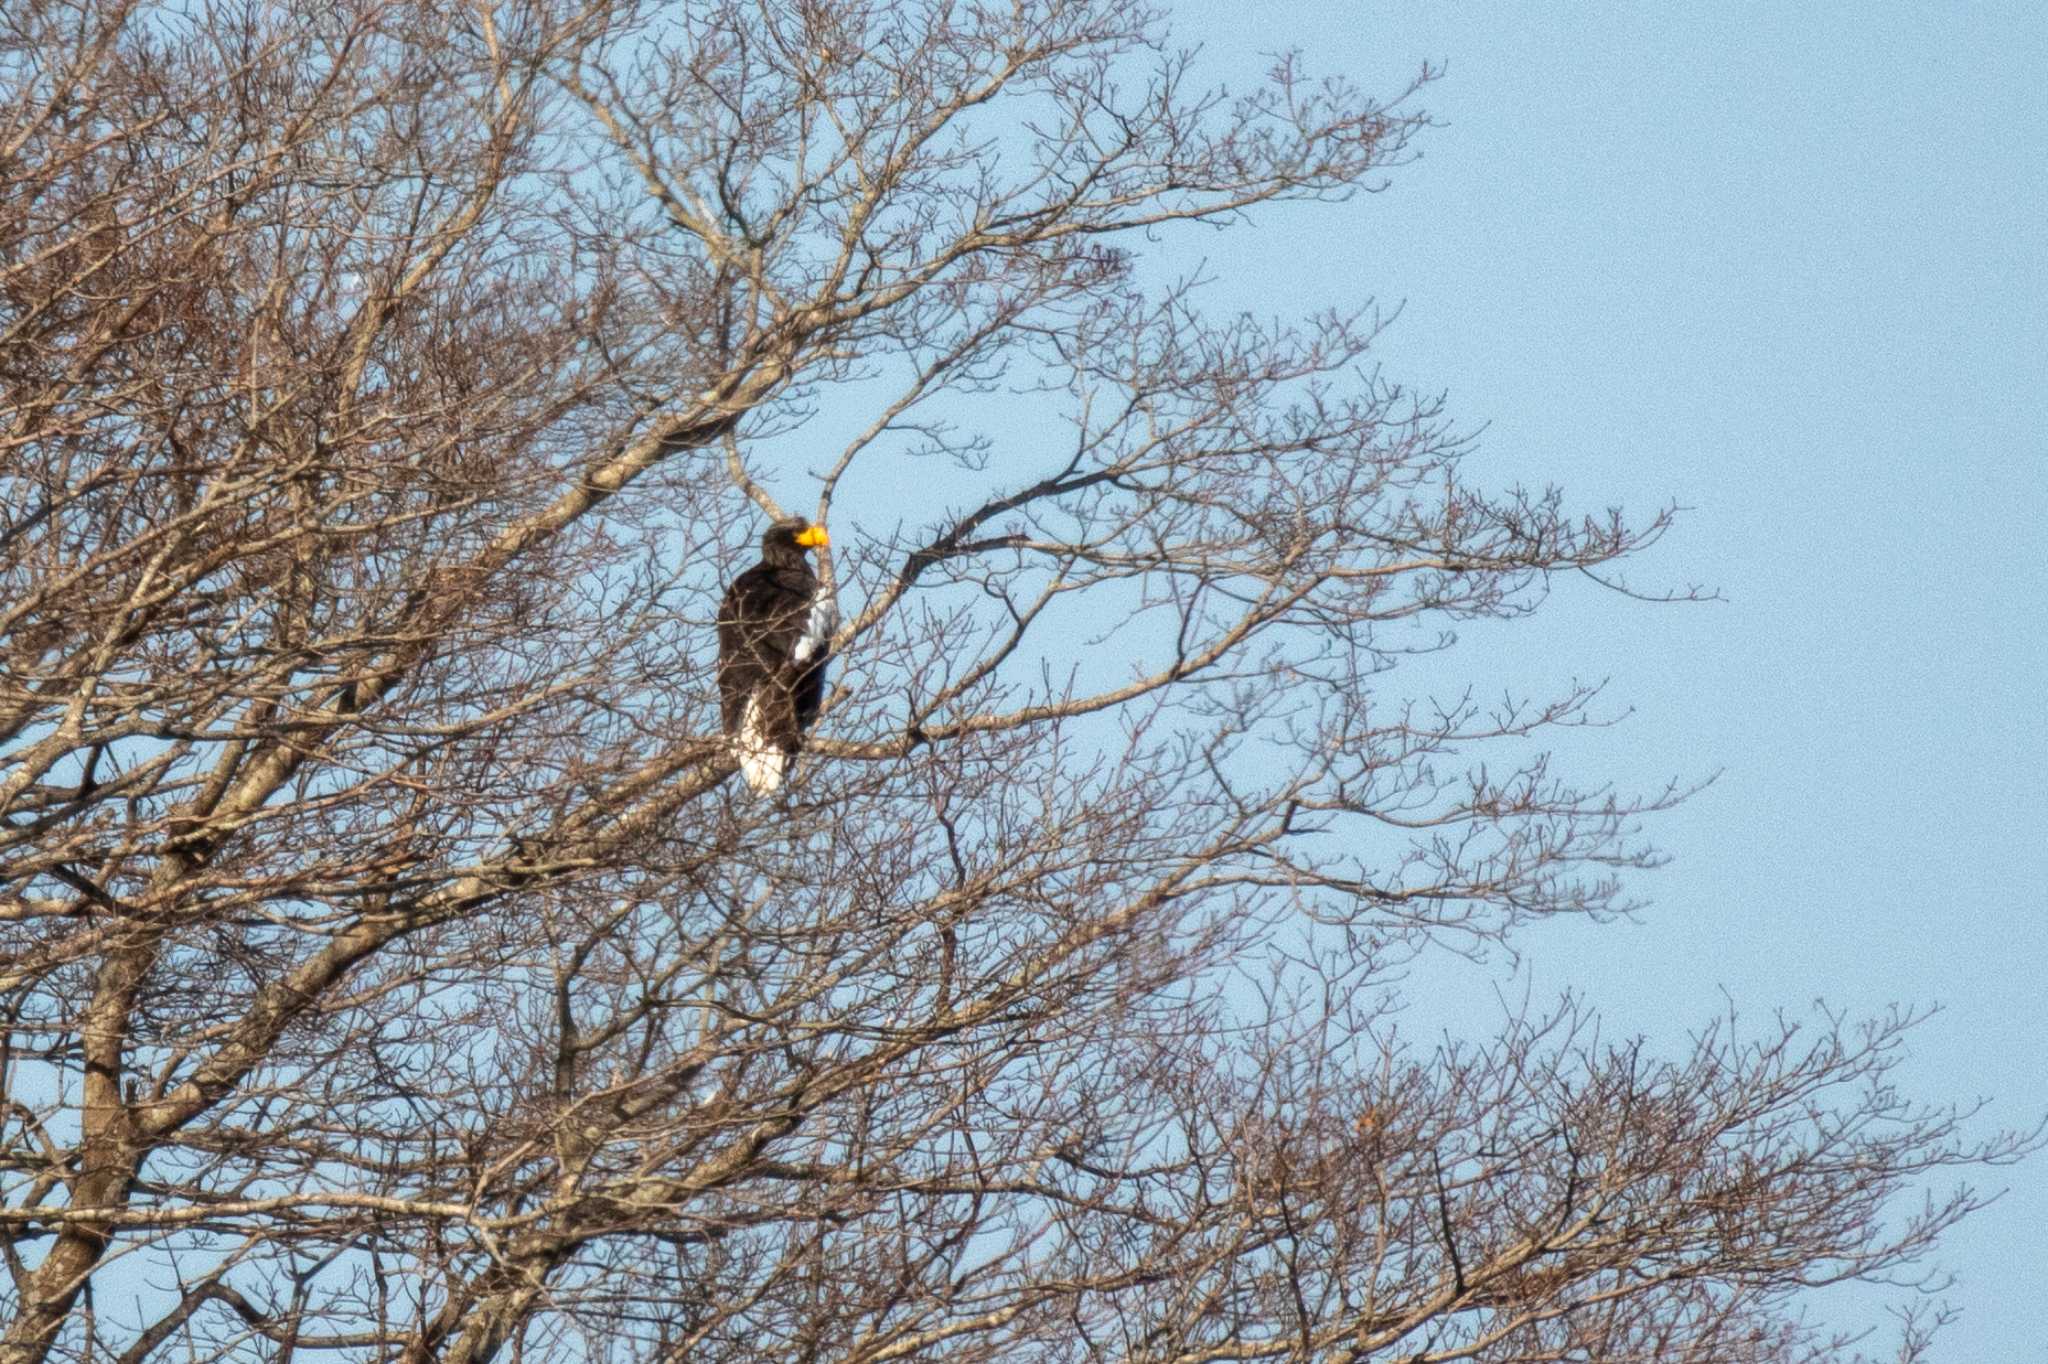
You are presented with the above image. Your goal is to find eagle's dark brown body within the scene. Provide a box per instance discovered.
[716,519,834,792]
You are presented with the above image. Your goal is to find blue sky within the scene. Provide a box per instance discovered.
[1152,1,2046,1355]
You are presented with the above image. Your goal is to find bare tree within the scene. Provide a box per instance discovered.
[0,2,2030,1361]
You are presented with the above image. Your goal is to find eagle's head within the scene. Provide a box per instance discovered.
[761,517,829,567]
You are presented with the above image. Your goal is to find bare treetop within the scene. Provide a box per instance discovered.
[0,2,2029,1362]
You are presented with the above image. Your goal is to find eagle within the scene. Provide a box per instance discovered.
[717,518,836,793]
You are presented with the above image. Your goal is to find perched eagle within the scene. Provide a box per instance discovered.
[717,518,836,793]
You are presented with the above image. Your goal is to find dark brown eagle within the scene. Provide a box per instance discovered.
[716,518,836,792]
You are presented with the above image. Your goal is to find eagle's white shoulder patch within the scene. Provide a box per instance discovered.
[791,591,838,665]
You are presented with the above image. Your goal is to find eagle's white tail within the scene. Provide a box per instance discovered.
[734,694,787,793]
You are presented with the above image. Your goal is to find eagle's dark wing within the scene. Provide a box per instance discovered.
[717,566,806,729]
[717,562,827,791]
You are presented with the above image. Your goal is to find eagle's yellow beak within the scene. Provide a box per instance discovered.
[795,525,830,549]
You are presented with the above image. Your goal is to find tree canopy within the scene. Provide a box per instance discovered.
[0,2,2028,1361]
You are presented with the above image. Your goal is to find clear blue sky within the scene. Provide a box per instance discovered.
[1155,2,2046,1355]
